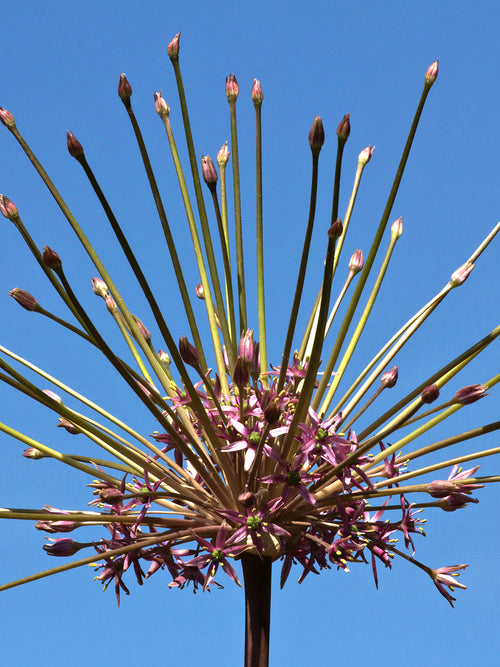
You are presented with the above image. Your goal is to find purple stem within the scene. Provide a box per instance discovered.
[241,553,272,667]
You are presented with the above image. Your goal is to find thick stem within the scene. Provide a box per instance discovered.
[241,554,272,667]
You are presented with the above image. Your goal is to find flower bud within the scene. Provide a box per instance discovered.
[450,261,474,287]
[238,330,255,364]
[425,59,439,86]
[42,246,62,270]
[328,218,343,240]
[105,294,117,312]
[264,402,281,425]
[421,384,440,404]
[348,249,364,275]
[201,154,218,191]
[391,217,403,239]
[23,447,46,460]
[92,277,108,298]
[217,142,230,166]
[358,145,375,166]
[132,315,151,342]
[57,418,80,434]
[195,283,205,300]
[179,336,199,367]
[336,113,350,142]
[0,194,19,220]
[154,91,170,119]
[226,74,239,102]
[167,32,181,59]
[118,73,132,107]
[453,384,488,405]
[238,490,256,508]
[233,356,249,388]
[251,78,263,106]
[66,130,84,159]
[43,538,86,557]
[9,288,39,311]
[158,349,171,368]
[43,390,63,404]
[381,365,398,389]
[99,487,125,504]
[0,107,16,129]
[309,116,325,152]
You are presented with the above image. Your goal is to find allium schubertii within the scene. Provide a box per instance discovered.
[1,33,499,667]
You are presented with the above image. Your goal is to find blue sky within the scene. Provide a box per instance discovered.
[0,1,499,665]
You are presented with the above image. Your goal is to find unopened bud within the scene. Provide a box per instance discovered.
[179,336,199,367]
[43,390,63,404]
[238,491,256,508]
[264,402,281,425]
[217,142,230,166]
[66,130,84,159]
[9,288,39,311]
[425,59,439,86]
[453,384,488,406]
[328,218,343,240]
[226,74,239,102]
[309,116,325,152]
[118,73,132,107]
[0,194,19,220]
[251,78,263,106]
[99,487,124,504]
[233,356,249,388]
[167,32,181,59]
[0,107,16,129]
[43,538,85,557]
[201,155,218,191]
[336,113,350,142]
[450,261,474,287]
[158,349,171,367]
[57,418,80,434]
[348,249,364,275]
[23,447,46,460]
[195,283,205,300]
[154,91,170,119]
[92,277,108,298]
[381,365,398,389]
[421,384,440,404]
[105,294,117,312]
[43,246,62,270]
[133,315,151,342]
[358,145,375,166]
[391,217,403,239]
[238,330,255,364]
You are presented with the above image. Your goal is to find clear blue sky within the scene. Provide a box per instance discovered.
[1,1,499,665]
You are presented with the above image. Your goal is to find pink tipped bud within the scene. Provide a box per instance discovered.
[309,116,325,152]
[336,113,350,142]
[328,218,343,240]
[23,446,46,460]
[133,315,151,342]
[226,74,239,102]
[348,249,364,275]
[42,390,63,404]
[0,194,19,220]
[217,142,230,166]
[91,277,108,298]
[238,490,256,508]
[179,336,199,367]
[358,145,375,166]
[391,217,403,239]
[421,384,440,404]
[66,131,84,159]
[453,384,488,405]
[118,73,132,106]
[158,349,171,367]
[167,32,181,59]
[425,59,439,86]
[0,107,16,129]
[201,155,218,191]
[43,246,62,270]
[154,91,170,119]
[9,288,39,311]
[195,283,205,300]
[450,261,474,287]
[238,330,255,364]
[57,418,80,434]
[105,294,117,312]
[381,365,398,389]
[251,78,264,105]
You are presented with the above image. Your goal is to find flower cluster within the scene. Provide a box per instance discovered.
[0,33,498,630]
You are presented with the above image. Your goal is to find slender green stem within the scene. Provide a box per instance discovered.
[254,102,267,380]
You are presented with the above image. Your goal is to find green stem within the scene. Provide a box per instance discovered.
[242,554,272,667]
